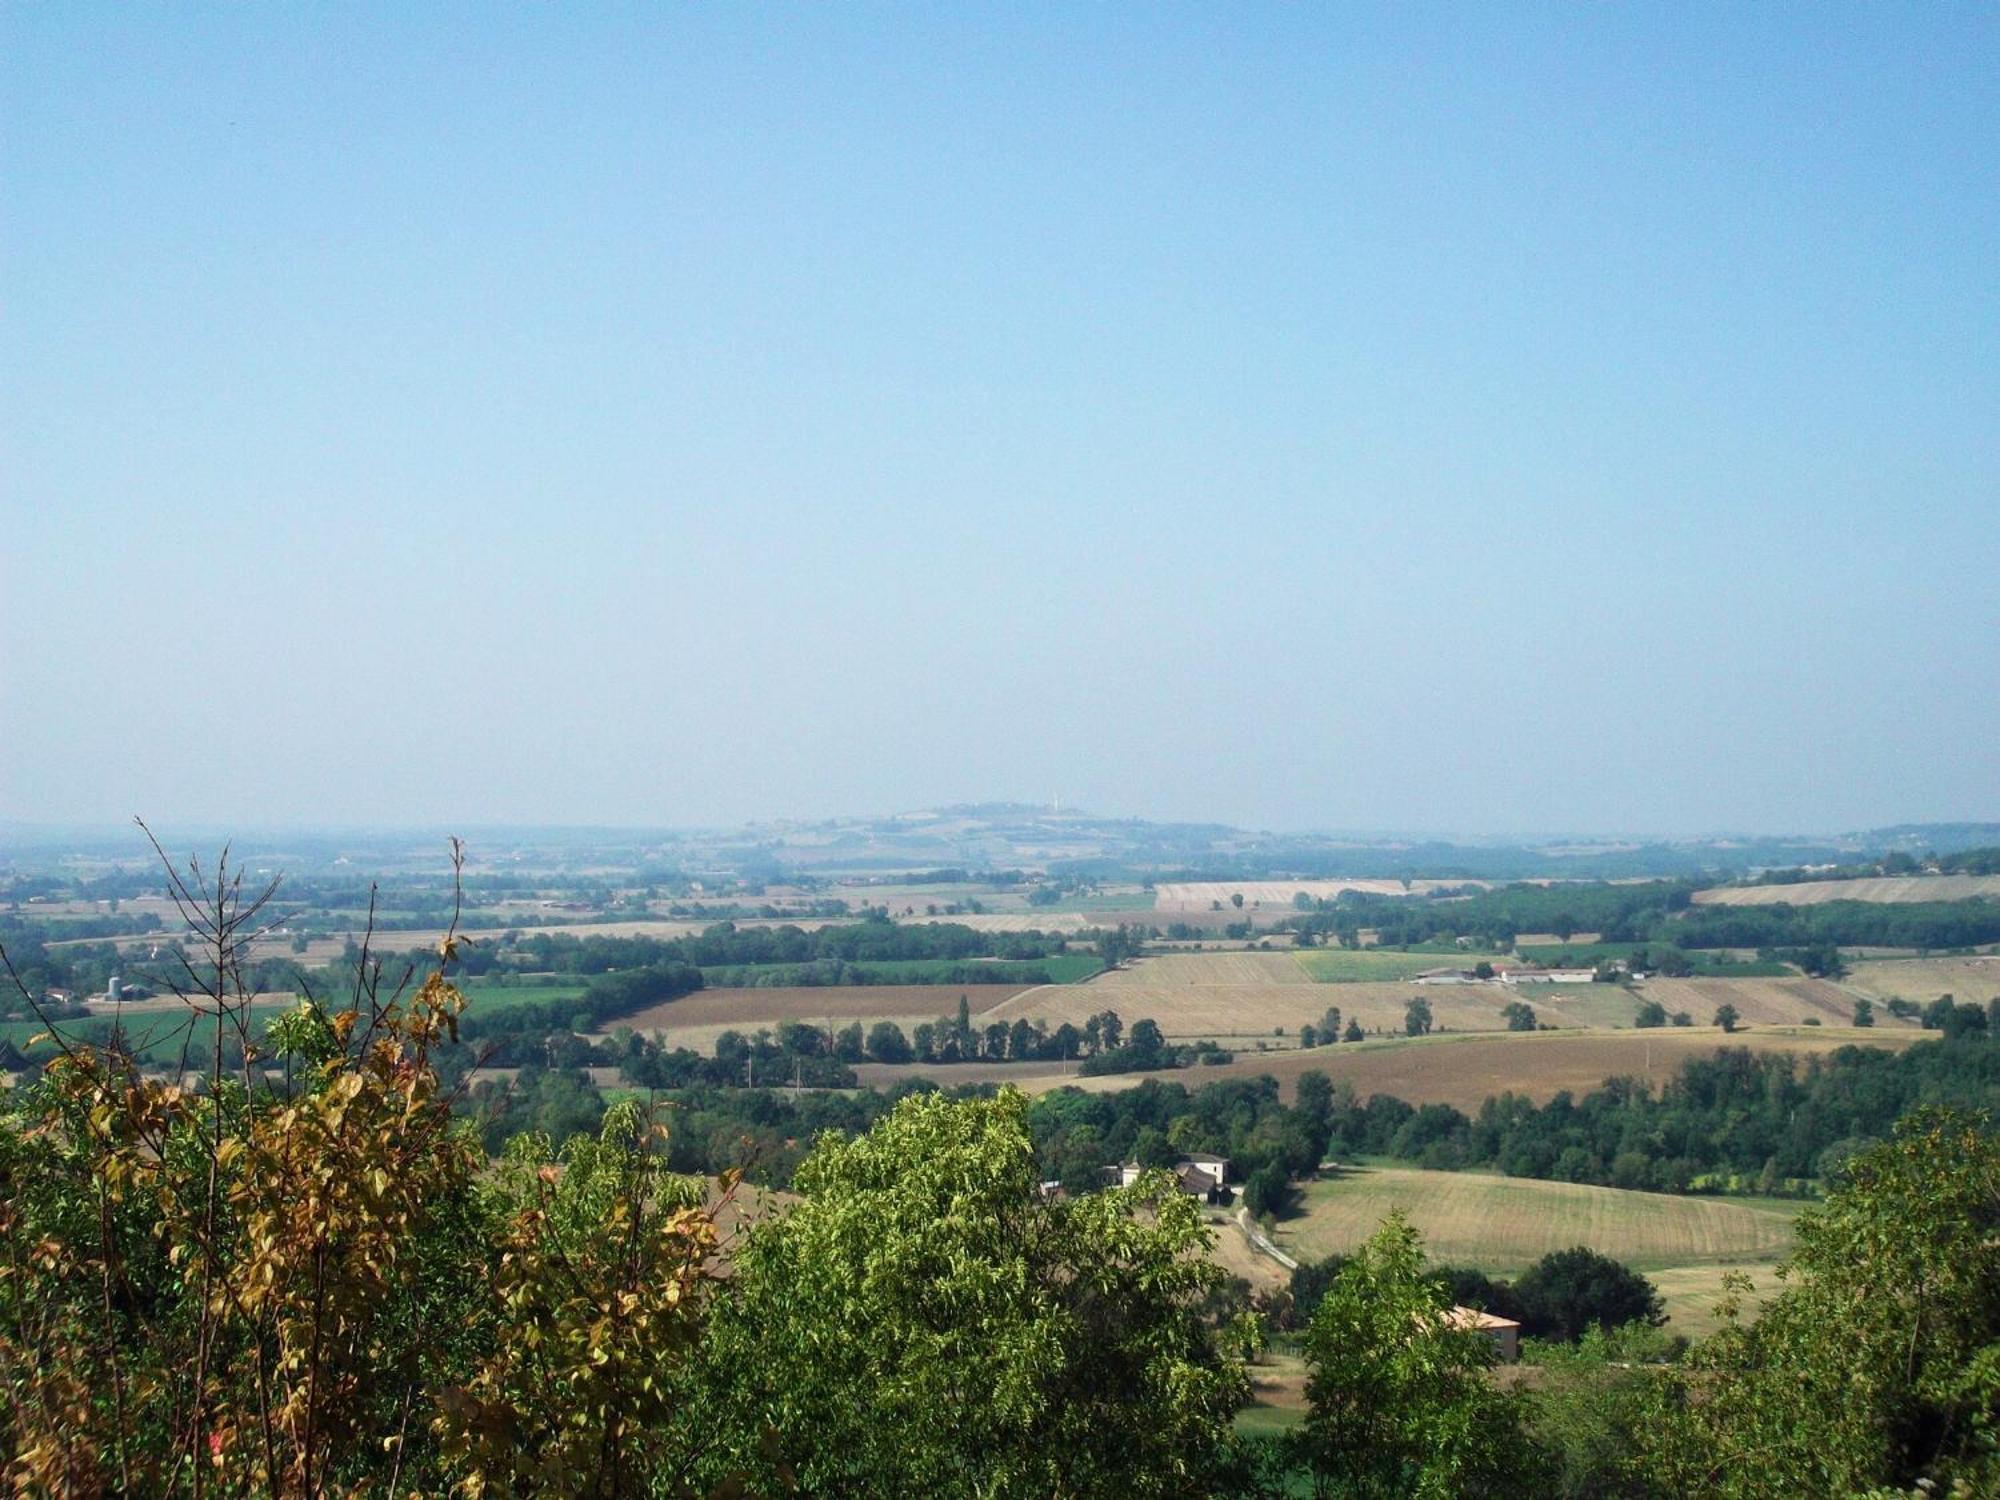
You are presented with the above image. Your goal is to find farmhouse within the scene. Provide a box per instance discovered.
[1107,1155,1235,1205]
[1501,967,1595,985]
[1445,1306,1521,1362]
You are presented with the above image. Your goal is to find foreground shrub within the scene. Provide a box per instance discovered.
[1641,1107,2000,1498]
[0,842,728,1498]
[693,1089,1248,1497]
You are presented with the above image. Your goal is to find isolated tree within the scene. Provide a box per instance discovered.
[1634,1000,1667,1028]
[696,1090,1246,1497]
[1293,1213,1539,1496]
[1343,1018,1365,1043]
[1231,892,1245,910]
[1404,997,1434,1037]
[1320,1004,1342,1039]
[1851,997,1875,1029]
[1513,1247,1664,1342]
[1713,1003,1741,1034]
[1501,1000,1537,1032]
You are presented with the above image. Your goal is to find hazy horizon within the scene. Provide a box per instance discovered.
[6,7,1996,836]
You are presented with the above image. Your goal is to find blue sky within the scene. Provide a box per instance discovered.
[3,5,1995,835]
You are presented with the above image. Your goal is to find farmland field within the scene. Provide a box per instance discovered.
[1152,879,1478,912]
[984,952,1876,1042]
[992,952,1524,1037]
[1095,953,1306,987]
[606,982,1036,1035]
[1692,875,2000,906]
[1630,976,1866,1027]
[1647,1262,1780,1341]
[1272,1166,1800,1273]
[1843,955,2000,1006]
[697,954,1102,986]
[845,1025,1922,1109]
[1294,950,1489,983]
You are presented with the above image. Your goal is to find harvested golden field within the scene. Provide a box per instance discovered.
[1693,875,2000,905]
[1094,952,1307,987]
[1844,955,2000,1006]
[611,983,1033,1035]
[1153,880,1476,913]
[1271,1166,1799,1273]
[988,952,1537,1038]
[993,954,1869,1041]
[1627,977,1864,1027]
[1648,1262,1781,1341]
[902,912,1094,933]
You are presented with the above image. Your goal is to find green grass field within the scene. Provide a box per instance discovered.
[1293,950,1479,983]
[1514,942,1793,977]
[455,979,592,1015]
[1274,1165,1800,1274]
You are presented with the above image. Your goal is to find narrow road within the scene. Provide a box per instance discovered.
[1236,1206,1299,1271]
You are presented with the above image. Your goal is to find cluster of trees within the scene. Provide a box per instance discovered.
[1916,993,2000,1038]
[1296,1004,1367,1046]
[1021,1034,2000,1201]
[1673,898,2000,952]
[451,1025,2000,1211]
[1288,1242,1665,1342]
[446,914,1073,979]
[1285,874,2000,956]
[841,1003,1222,1075]
[1741,844,2000,882]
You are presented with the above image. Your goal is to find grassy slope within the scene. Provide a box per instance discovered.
[1273,1165,1800,1274]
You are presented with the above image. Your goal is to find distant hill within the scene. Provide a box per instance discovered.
[6,813,1996,885]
